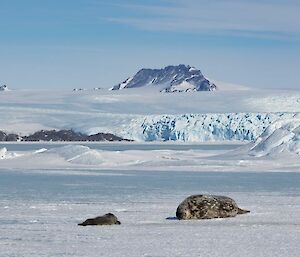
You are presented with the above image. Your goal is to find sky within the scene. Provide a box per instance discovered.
[0,0,300,90]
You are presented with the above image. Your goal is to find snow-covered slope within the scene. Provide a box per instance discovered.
[111,64,217,92]
[248,119,300,157]
[49,145,105,165]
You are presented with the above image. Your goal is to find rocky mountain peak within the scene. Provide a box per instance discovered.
[111,64,217,92]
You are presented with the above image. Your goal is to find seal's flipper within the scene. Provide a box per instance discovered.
[237,208,250,215]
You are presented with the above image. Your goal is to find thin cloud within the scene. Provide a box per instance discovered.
[104,0,300,40]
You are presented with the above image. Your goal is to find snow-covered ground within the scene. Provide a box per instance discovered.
[0,169,299,257]
[0,143,299,172]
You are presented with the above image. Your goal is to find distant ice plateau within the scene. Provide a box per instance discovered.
[0,86,299,142]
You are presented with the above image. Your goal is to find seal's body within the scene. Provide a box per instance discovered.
[176,195,250,220]
[78,213,121,226]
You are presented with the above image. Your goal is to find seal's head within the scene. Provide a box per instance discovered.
[78,213,121,226]
[176,206,191,220]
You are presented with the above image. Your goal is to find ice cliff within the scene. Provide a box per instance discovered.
[117,112,300,142]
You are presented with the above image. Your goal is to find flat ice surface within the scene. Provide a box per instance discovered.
[0,142,242,152]
[0,170,299,257]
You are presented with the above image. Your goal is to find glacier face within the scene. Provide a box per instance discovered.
[117,113,299,142]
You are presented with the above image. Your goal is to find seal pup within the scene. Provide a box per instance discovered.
[78,213,121,226]
[176,195,250,220]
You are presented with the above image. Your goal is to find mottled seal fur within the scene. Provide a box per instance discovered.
[176,195,250,220]
[78,213,121,226]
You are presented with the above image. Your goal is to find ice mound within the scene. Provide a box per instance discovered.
[0,147,7,159]
[0,147,21,159]
[49,145,104,165]
[248,119,300,157]
[34,148,47,154]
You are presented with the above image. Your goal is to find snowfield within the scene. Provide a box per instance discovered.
[0,169,299,257]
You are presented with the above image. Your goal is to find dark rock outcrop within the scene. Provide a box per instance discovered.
[0,131,6,141]
[0,131,20,141]
[86,132,128,142]
[78,213,121,226]
[22,130,86,142]
[0,129,132,142]
[176,194,250,220]
[22,130,132,142]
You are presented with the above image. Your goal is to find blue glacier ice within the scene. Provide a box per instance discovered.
[118,112,299,142]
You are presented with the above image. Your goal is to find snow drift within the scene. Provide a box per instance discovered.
[49,145,104,165]
[248,119,300,157]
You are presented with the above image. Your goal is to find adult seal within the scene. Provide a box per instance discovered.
[176,195,250,220]
[78,213,121,226]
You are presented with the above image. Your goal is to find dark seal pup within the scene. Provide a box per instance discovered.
[78,213,121,226]
[176,195,250,220]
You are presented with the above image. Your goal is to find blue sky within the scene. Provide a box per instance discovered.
[0,0,300,90]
